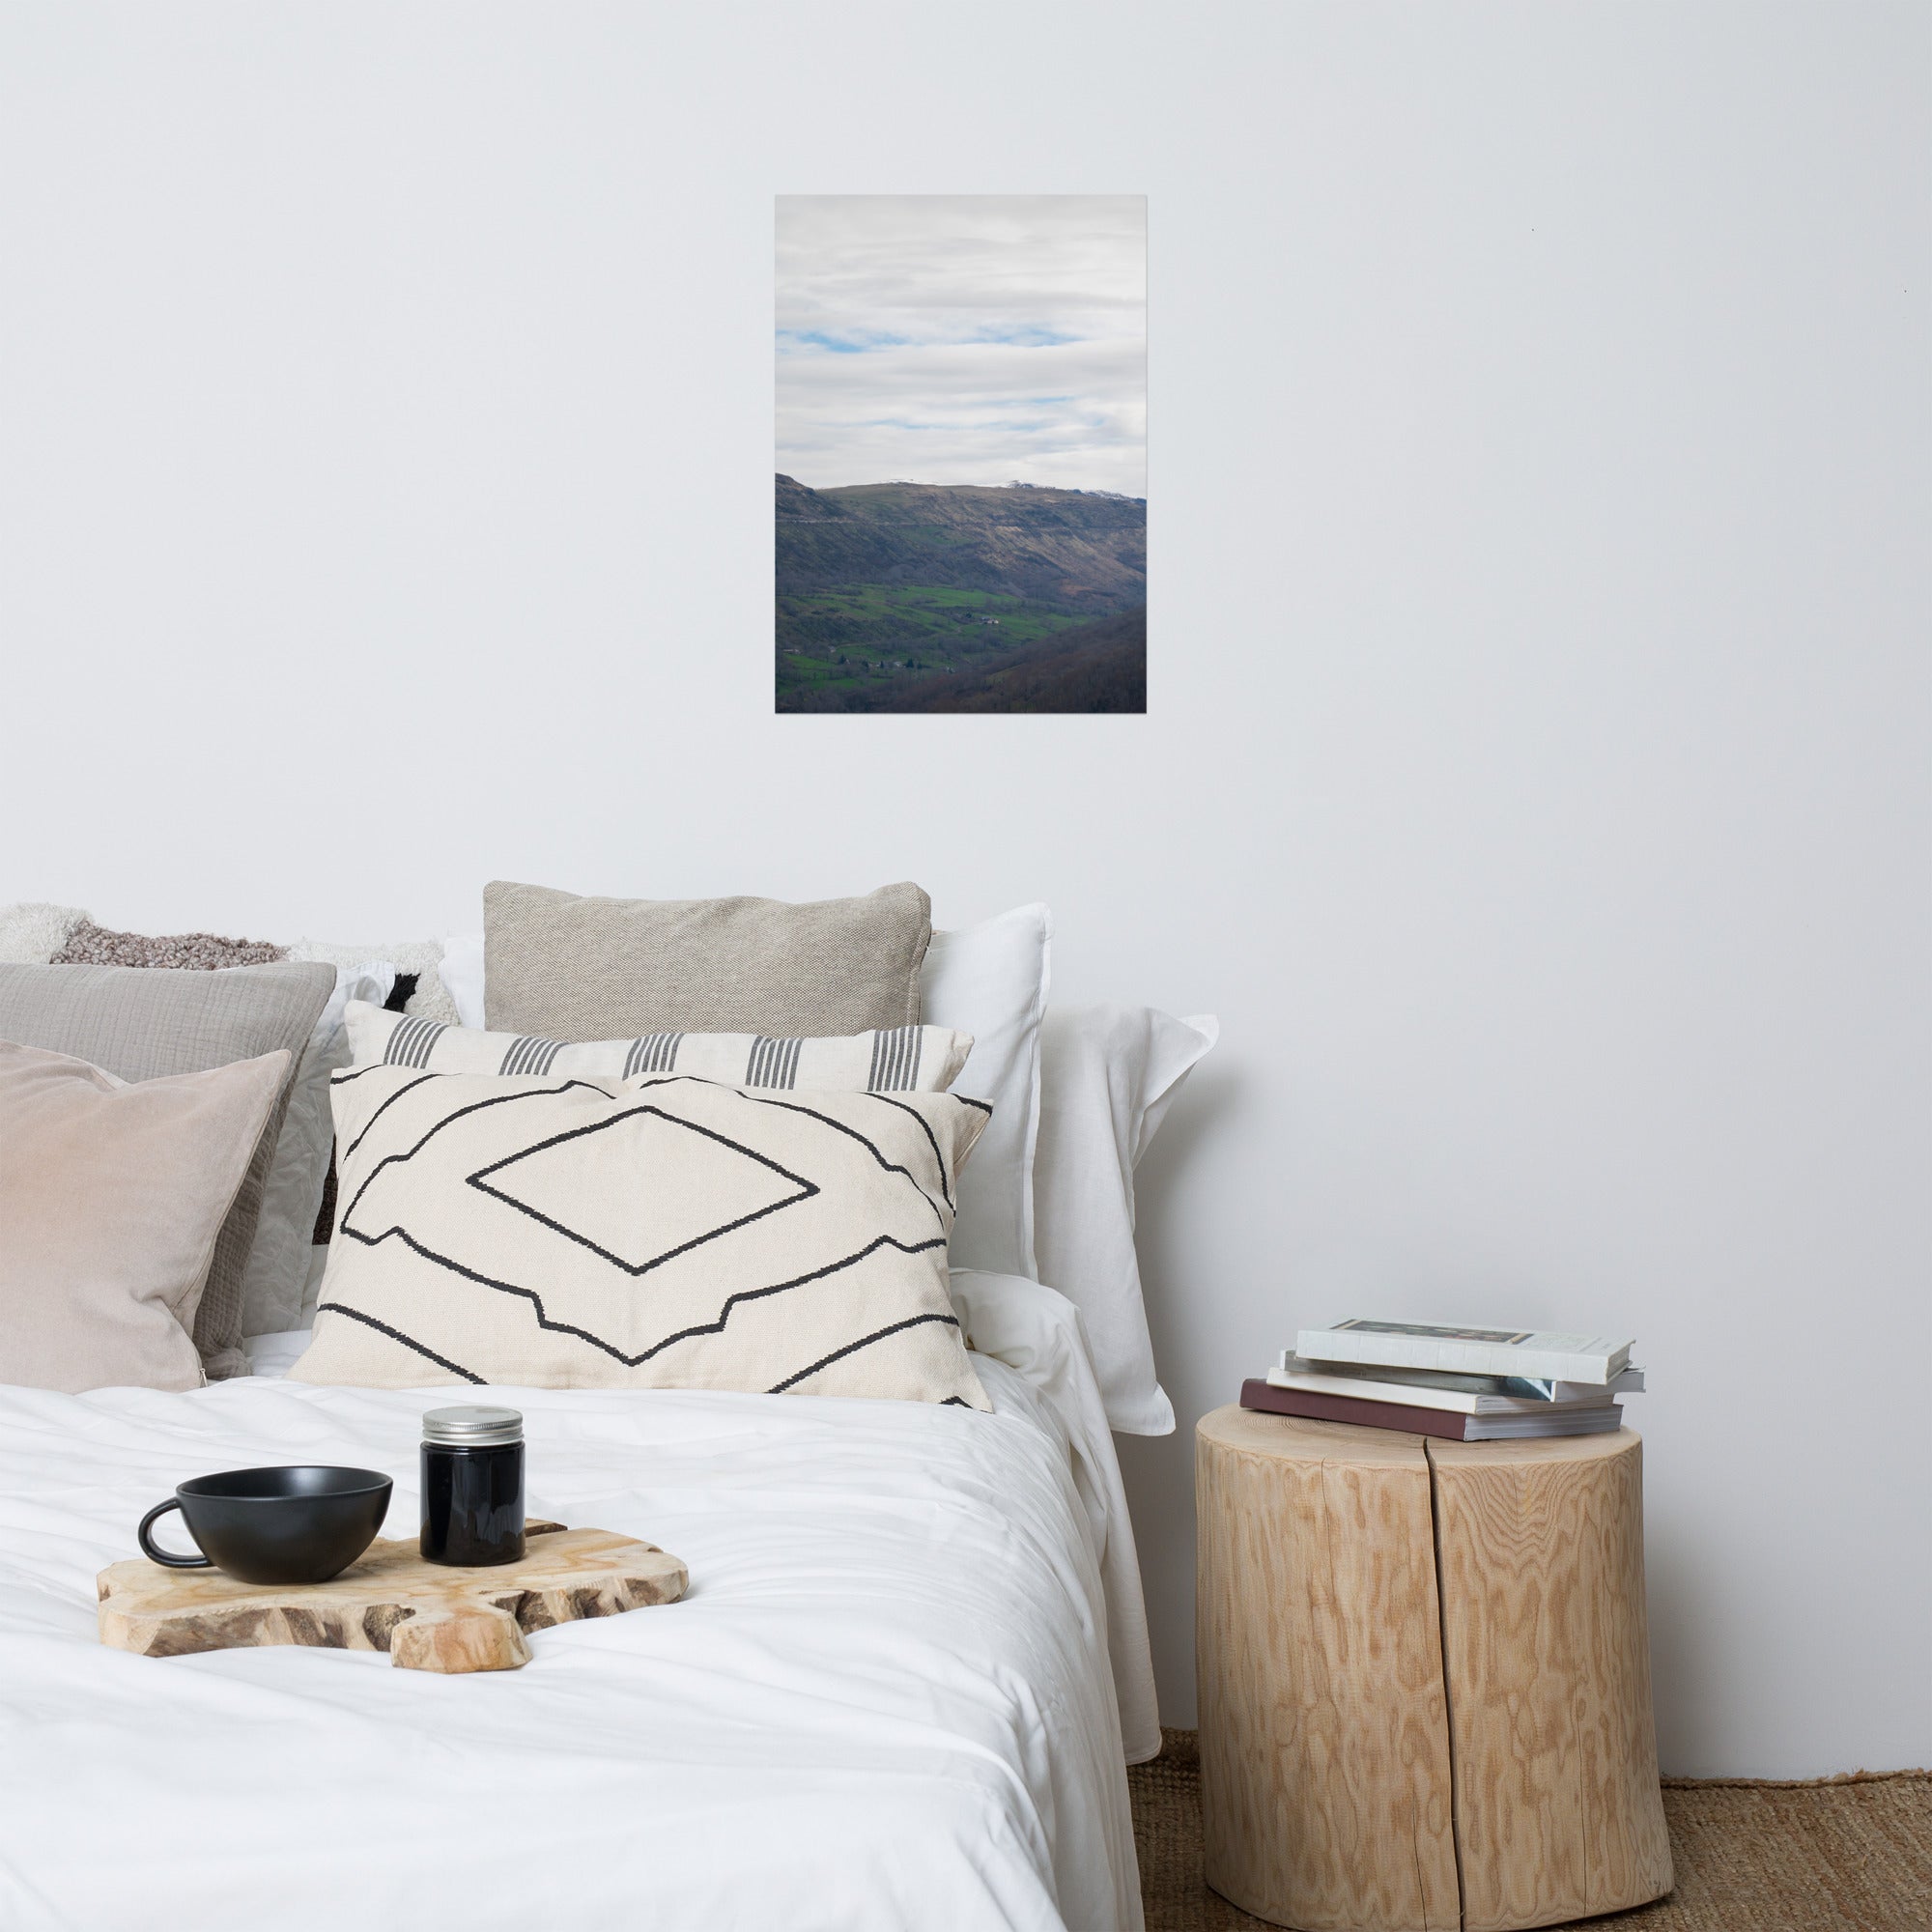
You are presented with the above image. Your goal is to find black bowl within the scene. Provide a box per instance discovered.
[139,1466,392,1585]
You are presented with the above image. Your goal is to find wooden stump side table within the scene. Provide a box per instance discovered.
[1195,1406,1672,1932]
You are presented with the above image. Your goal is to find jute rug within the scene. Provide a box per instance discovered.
[1128,1730,1931,1932]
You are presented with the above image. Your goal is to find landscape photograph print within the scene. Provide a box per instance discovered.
[776,195,1147,714]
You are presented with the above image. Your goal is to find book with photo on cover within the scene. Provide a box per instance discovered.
[1296,1320,1634,1384]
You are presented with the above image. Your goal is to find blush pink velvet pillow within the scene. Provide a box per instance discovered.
[0,1040,290,1392]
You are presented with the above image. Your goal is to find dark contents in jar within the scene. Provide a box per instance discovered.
[419,1406,526,1567]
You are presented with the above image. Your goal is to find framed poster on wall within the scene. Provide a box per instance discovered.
[775,195,1146,714]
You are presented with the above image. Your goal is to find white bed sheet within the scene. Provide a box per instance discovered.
[0,1315,1147,1931]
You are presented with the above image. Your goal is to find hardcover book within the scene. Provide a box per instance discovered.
[1294,1320,1634,1385]
[1240,1378,1626,1442]
[1270,1355,1642,1415]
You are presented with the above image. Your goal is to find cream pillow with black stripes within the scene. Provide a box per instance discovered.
[344,1001,972,1094]
[287,1065,992,1406]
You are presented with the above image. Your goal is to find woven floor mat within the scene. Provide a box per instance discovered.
[1127,1729,1931,1931]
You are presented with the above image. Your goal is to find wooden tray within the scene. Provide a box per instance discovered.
[98,1522,688,1673]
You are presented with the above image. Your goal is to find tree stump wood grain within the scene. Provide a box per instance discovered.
[1430,1433,1673,1932]
[1196,1407,1671,1932]
[1196,1405,1461,1932]
[98,1524,688,1673]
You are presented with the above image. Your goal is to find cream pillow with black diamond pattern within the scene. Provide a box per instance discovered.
[287,1065,991,1406]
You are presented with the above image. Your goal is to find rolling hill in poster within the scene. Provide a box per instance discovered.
[775,475,1145,713]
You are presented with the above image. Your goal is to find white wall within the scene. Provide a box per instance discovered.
[1,3,1924,1776]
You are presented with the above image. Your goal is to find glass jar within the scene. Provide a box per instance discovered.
[420,1406,526,1567]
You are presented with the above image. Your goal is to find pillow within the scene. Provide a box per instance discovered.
[0,1041,290,1392]
[920,904,1052,1281]
[287,936,461,1025]
[289,1067,990,1406]
[344,1000,973,1092]
[0,959,335,1378]
[438,929,486,1028]
[1032,1005,1218,1435]
[0,908,396,1343]
[51,919,285,969]
[239,964,396,1338]
[0,902,90,963]
[0,901,287,971]
[483,880,931,1038]
[454,895,1047,1277]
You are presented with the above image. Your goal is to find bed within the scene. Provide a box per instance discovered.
[0,897,1204,1932]
[0,1269,1153,1932]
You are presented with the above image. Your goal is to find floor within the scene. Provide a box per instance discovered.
[1127,1730,1932,1932]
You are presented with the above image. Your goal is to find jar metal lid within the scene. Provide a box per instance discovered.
[422,1405,524,1447]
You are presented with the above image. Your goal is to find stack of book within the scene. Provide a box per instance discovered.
[1240,1319,1643,1441]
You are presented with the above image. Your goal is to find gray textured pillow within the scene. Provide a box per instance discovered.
[0,960,334,1378]
[484,881,931,1039]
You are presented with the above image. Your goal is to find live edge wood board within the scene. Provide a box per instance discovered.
[98,1524,688,1674]
[1195,1407,1671,1932]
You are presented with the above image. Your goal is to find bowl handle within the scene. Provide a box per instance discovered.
[138,1498,213,1569]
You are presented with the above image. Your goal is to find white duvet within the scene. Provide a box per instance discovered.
[0,1272,1151,1932]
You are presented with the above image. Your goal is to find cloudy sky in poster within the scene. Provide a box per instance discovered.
[777,196,1146,497]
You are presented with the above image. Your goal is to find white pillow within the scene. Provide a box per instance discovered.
[1032,1005,1217,1435]
[920,905,1052,1281]
[439,929,486,1028]
[238,962,394,1338]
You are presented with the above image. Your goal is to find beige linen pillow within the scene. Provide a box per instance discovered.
[483,881,931,1039]
[290,1065,990,1406]
[0,960,334,1378]
[0,1041,291,1393]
